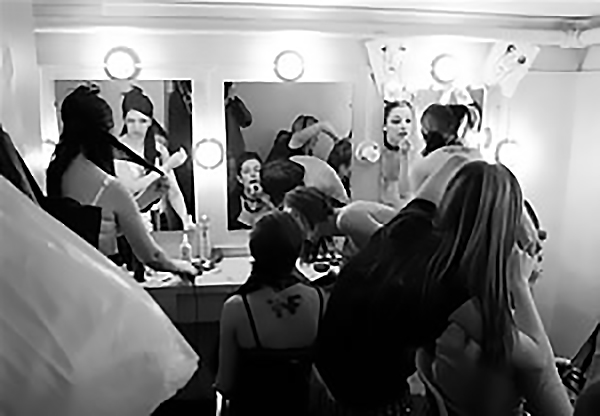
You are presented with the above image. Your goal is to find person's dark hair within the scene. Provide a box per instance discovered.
[47,85,162,198]
[120,86,169,166]
[384,100,413,123]
[291,115,319,133]
[448,104,481,137]
[260,159,305,207]
[327,138,352,174]
[46,85,114,197]
[234,211,304,295]
[284,187,334,230]
[236,152,262,176]
[420,104,462,157]
[426,161,523,369]
[575,381,600,416]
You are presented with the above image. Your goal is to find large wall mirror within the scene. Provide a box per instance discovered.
[54,80,195,230]
[224,81,353,231]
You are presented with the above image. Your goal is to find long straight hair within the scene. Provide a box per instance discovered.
[425,161,523,367]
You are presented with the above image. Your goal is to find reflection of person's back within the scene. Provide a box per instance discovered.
[215,211,324,416]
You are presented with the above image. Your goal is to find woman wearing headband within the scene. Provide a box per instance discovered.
[116,86,191,230]
[46,85,199,278]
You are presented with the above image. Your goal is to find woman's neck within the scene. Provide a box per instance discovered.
[121,134,144,156]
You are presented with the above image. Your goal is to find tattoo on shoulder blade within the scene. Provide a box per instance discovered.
[267,294,302,318]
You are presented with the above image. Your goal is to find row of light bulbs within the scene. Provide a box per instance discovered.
[105,46,518,170]
[104,47,304,82]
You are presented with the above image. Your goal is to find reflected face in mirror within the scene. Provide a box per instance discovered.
[124,109,152,141]
[238,157,262,196]
[385,104,413,146]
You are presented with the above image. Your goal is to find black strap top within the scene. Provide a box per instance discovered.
[229,287,324,416]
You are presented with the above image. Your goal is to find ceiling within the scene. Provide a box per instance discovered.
[31,0,600,18]
[31,0,600,44]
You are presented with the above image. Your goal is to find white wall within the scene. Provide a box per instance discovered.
[234,82,353,161]
[505,73,577,352]
[550,73,600,356]
[0,1,43,184]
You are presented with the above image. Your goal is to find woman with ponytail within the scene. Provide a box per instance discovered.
[410,103,483,195]
[46,85,199,278]
[215,211,324,416]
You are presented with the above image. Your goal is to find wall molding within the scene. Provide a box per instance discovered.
[32,2,600,46]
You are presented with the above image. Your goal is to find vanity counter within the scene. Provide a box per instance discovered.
[146,256,251,323]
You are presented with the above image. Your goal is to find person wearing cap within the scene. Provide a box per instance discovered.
[215,210,325,416]
[115,86,192,231]
[46,85,199,278]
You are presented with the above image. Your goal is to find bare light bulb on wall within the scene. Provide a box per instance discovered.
[193,138,224,170]
[274,50,304,82]
[495,139,521,170]
[431,54,458,85]
[104,46,141,80]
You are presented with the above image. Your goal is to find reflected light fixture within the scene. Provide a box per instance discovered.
[431,54,458,85]
[193,138,224,170]
[495,138,521,170]
[355,140,381,164]
[274,50,304,82]
[104,46,141,80]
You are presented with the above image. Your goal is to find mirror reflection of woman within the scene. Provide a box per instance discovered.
[228,152,274,230]
[380,100,416,208]
[115,86,192,230]
[46,85,199,277]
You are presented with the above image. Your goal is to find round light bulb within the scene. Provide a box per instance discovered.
[274,50,304,82]
[193,139,224,170]
[104,47,140,80]
[496,139,520,170]
[432,54,458,84]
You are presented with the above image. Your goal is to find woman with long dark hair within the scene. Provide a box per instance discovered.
[46,85,199,277]
[314,159,570,415]
[215,211,324,416]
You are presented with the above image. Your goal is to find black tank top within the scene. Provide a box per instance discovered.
[228,286,324,416]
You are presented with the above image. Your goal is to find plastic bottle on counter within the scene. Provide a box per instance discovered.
[198,214,212,261]
[180,233,192,262]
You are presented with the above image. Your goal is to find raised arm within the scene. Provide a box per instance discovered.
[336,201,398,249]
[229,97,253,128]
[290,122,339,149]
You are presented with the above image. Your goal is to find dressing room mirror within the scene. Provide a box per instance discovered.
[54,80,195,230]
[224,81,353,231]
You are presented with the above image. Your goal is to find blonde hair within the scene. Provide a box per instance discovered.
[425,161,522,367]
